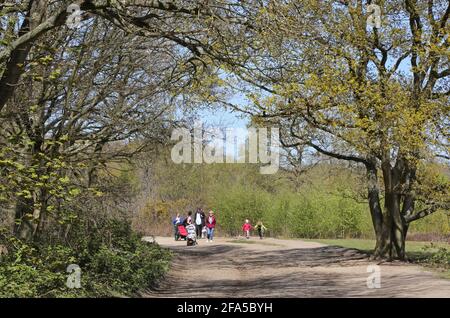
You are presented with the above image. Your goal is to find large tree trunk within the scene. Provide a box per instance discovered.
[372,203,408,261]
[367,159,410,261]
[0,0,48,112]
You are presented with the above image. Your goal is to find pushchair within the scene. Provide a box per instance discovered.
[187,237,197,246]
[177,224,188,240]
[184,224,197,246]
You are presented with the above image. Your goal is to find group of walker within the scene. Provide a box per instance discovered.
[172,209,267,246]
[172,209,216,246]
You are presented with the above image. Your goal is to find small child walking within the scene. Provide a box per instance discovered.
[254,221,267,239]
[242,219,252,239]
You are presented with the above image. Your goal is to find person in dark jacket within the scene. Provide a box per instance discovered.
[193,208,206,239]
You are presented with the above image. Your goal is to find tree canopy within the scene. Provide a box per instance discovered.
[0,0,449,261]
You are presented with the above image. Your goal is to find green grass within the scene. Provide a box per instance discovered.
[305,239,449,254]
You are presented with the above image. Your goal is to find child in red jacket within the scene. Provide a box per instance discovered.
[242,219,252,239]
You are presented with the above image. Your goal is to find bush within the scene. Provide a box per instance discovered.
[210,181,371,239]
[0,264,66,297]
[0,221,171,298]
[421,244,450,269]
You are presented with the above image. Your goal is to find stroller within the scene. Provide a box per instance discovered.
[187,237,196,246]
[185,224,197,246]
[177,224,188,240]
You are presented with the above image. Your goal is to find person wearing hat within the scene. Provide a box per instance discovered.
[205,210,216,242]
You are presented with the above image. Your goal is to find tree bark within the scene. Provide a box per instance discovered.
[367,160,409,261]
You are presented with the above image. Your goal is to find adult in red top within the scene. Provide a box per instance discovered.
[205,210,216,242]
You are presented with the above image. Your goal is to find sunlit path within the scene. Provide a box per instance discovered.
[143,237,450,298]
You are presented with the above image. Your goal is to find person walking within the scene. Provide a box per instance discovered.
[242,219,252,239]
[194,208,205,239]
[183,211,193,227]
[172,213,183,241]
[254,220,267,239]
[205,210,216,242]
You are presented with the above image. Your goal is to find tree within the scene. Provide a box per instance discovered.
[0,0,253,112]
[0,0,253,241]
[220,0,450,260]
[0,14,193,241]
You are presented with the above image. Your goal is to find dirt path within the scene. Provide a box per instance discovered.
[142,236,450,298]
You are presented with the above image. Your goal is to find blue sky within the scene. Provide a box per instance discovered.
[198,107,250,157]
[199,108,249,128]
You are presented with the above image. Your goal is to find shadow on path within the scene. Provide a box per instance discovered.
[144,242,376,297]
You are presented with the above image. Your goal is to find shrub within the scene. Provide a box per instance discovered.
[421,244,450,269]
[0,221,171,298]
